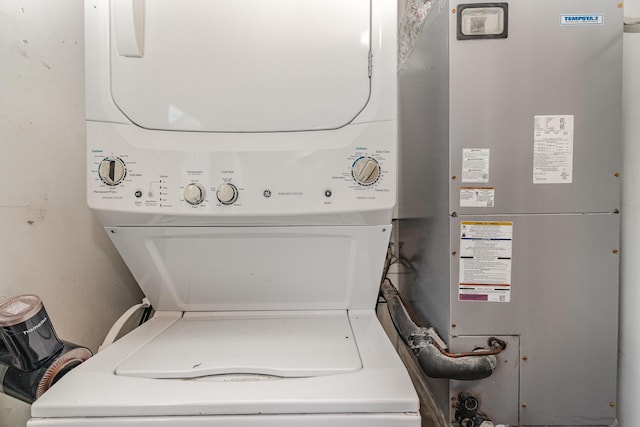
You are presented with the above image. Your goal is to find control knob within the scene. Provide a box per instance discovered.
[352,156,380,185]
[216,183,238,205]
[98,157,126,186]
[183,183,206,205]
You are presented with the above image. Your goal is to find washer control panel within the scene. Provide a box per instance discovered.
[87,121,396,218]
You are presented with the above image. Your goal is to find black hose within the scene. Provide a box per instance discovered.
[380,280,498,381]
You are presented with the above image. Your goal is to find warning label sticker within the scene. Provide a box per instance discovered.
[459,221,512,302]
[533,115,574,184]
[460,187,495,208]
[462,148,490,183]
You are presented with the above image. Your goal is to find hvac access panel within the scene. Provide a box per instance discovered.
[110,0,371,133]
[449,214,619,425]
[449,335,520,426]
[449,0,622,215]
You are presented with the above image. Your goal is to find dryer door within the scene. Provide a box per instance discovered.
[110,0,372,133]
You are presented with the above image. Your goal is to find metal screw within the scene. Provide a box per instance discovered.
[451,8,457,13]
[452,324,457,328]
[452,175,457,180]
[613,249,619,254]
[522,356,528,361]
[522,403,528,408]
[615,172,621,177]
[618,3,624,9]
[610,402,616,408]
[452,251,457,256]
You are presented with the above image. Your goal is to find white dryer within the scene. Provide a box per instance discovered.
[29,1,419,425]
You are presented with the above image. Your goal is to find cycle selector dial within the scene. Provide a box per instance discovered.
[352,156,380,185]
[98,157,126,186]
[216,183,238,205]
[183,183,206,205]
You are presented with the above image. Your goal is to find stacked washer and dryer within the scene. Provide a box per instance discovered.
[28,1,420,426]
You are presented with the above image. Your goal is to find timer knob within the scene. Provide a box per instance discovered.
[216,183,238,205]
[183,183,205,205]
[98,157,126,186]
[352,156,380,185]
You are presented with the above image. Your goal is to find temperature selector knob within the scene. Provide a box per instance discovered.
[183,183,206,205]
[98,157,126,186]
[216,183,238,205]
[352,156,380,185]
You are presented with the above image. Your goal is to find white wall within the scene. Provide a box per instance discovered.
[0,1,142,425]
[619,1,640,426]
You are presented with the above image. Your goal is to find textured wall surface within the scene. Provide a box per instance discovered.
[0,1,142,425]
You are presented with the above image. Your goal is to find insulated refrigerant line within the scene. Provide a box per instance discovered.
[379,279,505,381]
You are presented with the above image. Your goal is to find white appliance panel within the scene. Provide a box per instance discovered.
[30,311,419,419]
[28,414,420,427]
[116,311,362,378]
[110,0,371,132]
[87,121,397,226]
[86,0,397,130]
[107,226,390,311]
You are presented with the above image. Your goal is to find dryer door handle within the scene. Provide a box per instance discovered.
[114,0,145,57]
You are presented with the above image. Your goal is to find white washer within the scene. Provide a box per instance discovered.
[29,1,418,425]
[29,310,418,426]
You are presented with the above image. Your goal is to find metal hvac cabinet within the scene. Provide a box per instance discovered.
[396,0,622,425]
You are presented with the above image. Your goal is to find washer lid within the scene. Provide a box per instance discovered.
[110,0,372,132]
[115,311,362,379]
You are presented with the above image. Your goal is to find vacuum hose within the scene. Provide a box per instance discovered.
[380,281,503,381]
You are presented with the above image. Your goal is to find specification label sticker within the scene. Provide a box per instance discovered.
[462,148,490,183]
[460,187,495,208]
[533,115,574,184]
[459,221,513,302]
